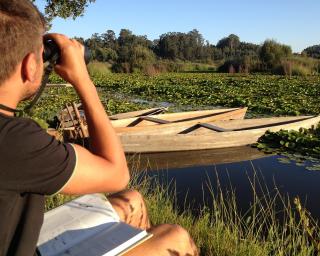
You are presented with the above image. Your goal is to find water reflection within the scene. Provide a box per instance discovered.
[127,146,267,170]
[128,148,320,220]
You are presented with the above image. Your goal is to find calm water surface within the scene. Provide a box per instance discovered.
[130,147,320,219]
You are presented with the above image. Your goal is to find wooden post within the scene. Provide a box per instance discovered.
[65,103,80,139]
[72,102,88,138]
[65,104,78,127]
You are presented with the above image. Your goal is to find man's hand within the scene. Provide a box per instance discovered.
[44,33,130,195]
[44,33,90,88]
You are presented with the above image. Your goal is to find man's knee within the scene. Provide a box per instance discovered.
[151,224,191,243]
[166,224,191,241]
[110,189,145,210]
[109,189,144,202]
[150,224,198,255]
[123,189,145,204]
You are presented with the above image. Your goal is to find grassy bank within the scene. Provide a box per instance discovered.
[45,166,320,256]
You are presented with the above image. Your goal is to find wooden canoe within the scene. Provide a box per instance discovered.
[62,107,247,139]
[119,116,320,153]
[114,107,247,134]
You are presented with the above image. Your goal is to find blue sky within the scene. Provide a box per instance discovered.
[35,0,320,53]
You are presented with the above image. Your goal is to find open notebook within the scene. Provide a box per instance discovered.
[37,194,152,256]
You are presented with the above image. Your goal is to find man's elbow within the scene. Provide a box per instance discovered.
[115,164,130,191]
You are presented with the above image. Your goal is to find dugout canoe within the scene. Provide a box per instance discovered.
[119,115,320,153]
[62,107,247,139]
[114,107,247,134]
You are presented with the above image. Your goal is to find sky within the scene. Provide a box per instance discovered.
[34,0,320,53]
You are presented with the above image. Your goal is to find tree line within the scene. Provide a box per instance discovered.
[77,29,319,75]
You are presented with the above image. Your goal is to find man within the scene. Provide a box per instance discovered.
[0,0,198,255]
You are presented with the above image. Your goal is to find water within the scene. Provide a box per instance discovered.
[129,147,320,219]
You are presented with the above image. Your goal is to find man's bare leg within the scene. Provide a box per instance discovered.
[107,190,199,256]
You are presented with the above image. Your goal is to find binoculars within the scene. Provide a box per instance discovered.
[43,38,91,64]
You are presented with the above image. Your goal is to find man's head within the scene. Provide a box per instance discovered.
[0,0,46,100]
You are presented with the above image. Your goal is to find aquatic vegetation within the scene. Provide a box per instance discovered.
[49,73,320,116]
[256,124,320,160]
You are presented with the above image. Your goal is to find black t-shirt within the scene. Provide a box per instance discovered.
[0,113,76,256]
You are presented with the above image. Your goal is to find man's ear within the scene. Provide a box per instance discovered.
[21,53,38,83]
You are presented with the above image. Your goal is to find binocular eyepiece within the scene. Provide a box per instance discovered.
[25,38,91,115]
[43,38,91,64]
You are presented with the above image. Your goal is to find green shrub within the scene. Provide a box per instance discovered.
[112,46,156,74]
[87,61,112,77]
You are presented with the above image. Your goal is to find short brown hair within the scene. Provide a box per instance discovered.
[0,0,46,84]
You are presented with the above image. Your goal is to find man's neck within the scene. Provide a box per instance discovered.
[0,101,19,117]
[0,104,19,117]
[0,79,22,117]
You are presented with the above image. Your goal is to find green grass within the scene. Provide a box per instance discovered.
[45,164,320,256]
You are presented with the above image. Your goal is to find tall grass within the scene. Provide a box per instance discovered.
[286,55,320,76]
[129,166,319,256]
[45,162,320,256]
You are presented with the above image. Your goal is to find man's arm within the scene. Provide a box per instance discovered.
[45,34,129,194]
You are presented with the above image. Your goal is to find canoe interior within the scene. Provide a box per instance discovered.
[115,108,247,134]
[179,116,314,135]
[111,108,243,128]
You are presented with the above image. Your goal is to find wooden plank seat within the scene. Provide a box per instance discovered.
[127,116,171,127]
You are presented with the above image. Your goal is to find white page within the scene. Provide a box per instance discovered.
[38,194,121,255]
[58,223,150,256]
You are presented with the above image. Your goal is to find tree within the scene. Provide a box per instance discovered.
[130,45,155,72]
[113,43,155,73]
[156,29,208,61]
[31,0,96,21]
[302,45,320,59]
[95,47,118,62]
[259,40,292,69]
[101,30,117,50]
[73,37,85,44]
[216,34,240,50]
